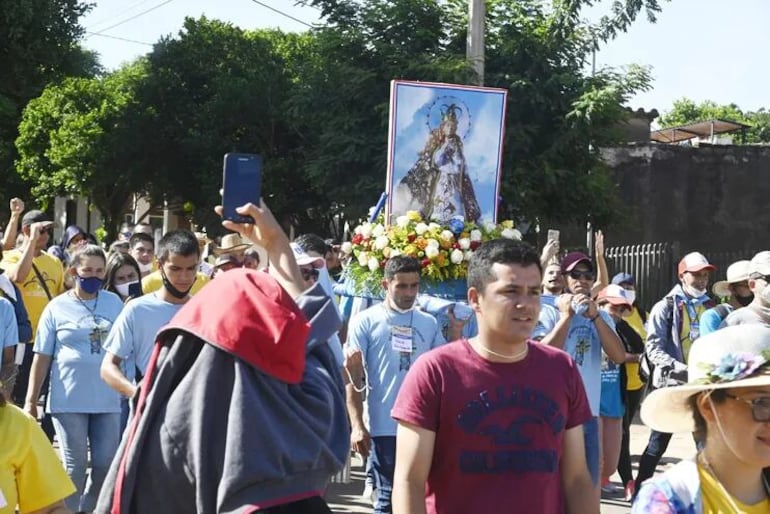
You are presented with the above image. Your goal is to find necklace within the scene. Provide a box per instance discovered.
[698,452,770,509]
[473,339,529,361]
[71,290,99,319]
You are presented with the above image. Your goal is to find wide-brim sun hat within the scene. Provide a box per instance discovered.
[640,324,770,434]
[712,260,751,297]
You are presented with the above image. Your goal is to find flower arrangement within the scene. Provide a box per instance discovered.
[342,210,521,296]
[697,351,770,384]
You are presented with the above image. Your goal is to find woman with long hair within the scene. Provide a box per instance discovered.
[103,252,142,302]
[632,324,770,513]
[24,245,125,513]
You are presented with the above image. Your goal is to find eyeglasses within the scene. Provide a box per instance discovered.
[750,273,770,283]
[301,268,319,282]
[724,393,770,422]
[568,270,595,281]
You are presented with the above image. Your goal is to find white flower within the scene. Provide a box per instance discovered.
[470,229,482,242]
[396,215,410,228]
[425,246,440,259]
[484,222,497,233]
[374,235,389,250]
[390,249,402,257]
[358,251,368,266]
[414,222,429,235]
[428,222,441,231]
[450,249,464,264]
[440,230,454,242]
[463,250,473,261]
[501,228,522,240]
[372,224,386,237]
[367,256,380,272]
[426,238,440,249]
[458,237,471,250]
[341,242,353,254]
[359,223,373,239]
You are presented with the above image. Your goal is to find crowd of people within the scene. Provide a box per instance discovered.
[0,194,769,514]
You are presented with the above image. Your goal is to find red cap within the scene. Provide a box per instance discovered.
[560,251,593,273]
[597,284,632,309]
[677,252,716,276]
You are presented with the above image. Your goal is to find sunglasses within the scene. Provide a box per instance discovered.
[567,270,595,281]
[725,393,770,422]
[301,268,319,281]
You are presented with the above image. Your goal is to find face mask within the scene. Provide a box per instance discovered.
[625,290,637,306]
[138,261,154,274]
[161,270,195,299]
[683,283,707,299]
[736,292,754,307]
[115,280,139,298]
[76,275,103,295]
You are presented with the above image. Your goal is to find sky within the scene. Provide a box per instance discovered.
[81,0,770,118]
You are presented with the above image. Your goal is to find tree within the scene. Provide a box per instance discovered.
[659,98,770,144]
[15,62,153,242]
[1,0,98,208]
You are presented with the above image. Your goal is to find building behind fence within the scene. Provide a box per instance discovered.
[605,243,763,312]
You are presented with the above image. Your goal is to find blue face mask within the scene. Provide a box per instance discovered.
[77,275,103,295]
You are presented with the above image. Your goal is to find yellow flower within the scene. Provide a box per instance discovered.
[406,210,422,222]
[502,220,514,229]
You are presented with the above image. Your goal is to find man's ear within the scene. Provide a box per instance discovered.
[468,286,481,313]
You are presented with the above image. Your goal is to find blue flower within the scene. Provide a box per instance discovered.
[448,217,465,236]
[705,352,767,383]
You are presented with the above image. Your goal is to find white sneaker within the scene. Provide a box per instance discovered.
[362,483,375,504]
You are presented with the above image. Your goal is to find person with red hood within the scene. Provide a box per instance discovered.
[95,201,348,514]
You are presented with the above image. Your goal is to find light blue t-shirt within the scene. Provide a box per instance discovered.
[600,352,624,418]
[34,291,125,413]
[346,304,446,437]
[532,303,560,340]
[102,293,184,381]
[563,310,616,416]
[0,296,19,366]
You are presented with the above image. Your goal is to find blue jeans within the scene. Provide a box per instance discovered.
[583,417,600,486]
[370,436,396,514]
[51,412,121,512]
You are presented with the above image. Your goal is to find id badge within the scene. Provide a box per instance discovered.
[690,321,700,342]
[391,326,413,353]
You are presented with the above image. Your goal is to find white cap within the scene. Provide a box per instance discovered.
[749,251,770,278]
[290,243,325,268]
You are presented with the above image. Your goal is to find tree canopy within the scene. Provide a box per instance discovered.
[14,0,661,240]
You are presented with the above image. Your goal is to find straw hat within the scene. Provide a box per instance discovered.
[640,324,770,434]
[712,260,751,297]
[214,233,251,256]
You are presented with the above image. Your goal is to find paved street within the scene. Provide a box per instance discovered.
[326,420,696,514]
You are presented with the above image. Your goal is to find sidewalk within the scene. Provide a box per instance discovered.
[325,420,697,514]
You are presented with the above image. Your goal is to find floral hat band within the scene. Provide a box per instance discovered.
[641,325,770,434]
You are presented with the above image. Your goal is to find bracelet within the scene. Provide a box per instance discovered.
[589,313,600,322]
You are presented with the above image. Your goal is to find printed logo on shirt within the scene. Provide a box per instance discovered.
[569,324,593,366]
[455,385,566,475]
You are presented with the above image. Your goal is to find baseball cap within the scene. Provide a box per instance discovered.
[712,260,751,297]
[611,272,635,286]
[290,242,325,268]
[677,252,716,275]
[560,251,593,273]
[597,284,633,309]
[21,210,51,227]
[748,251,770,278]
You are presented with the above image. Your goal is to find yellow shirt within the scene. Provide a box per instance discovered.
[680,302,708,362]
[141,270,210,296]
[624,306,648,391]
[0,250,64,336]
[0,404,75,514]
[699,464,770,513]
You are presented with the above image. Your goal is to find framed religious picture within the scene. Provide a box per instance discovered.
[386,80,507,225]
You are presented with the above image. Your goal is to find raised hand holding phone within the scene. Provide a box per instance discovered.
[222,153,262,223]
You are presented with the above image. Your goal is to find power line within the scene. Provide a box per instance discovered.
[88,0,177,37]
[86,0,154,30]
[85,31,154,47]
[248,0,315,28]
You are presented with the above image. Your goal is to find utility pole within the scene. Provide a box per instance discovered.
[467,0,485,86]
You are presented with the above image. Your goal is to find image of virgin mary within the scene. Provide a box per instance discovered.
[393,104,482,224]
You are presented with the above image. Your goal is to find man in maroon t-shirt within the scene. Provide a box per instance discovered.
[391,239,597,514]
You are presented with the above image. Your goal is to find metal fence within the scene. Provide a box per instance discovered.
[604,243,763,312]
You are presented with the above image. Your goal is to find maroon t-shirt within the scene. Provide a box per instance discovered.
[392,339,592,514]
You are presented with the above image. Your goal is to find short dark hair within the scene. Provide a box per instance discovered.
[157,230,200,262]
[244,246,261,263]
[295,233,329,256]
[384,255,421,280]
[129,232,154,250]
[468,239,542,293]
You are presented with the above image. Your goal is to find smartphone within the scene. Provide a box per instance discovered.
[222,153,262,223]
[128,282,143,299]
[547,229,560,242]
